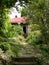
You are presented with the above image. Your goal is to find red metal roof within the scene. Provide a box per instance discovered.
[10,17,27,24]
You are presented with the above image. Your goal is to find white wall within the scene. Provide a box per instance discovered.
[9,1,22,19]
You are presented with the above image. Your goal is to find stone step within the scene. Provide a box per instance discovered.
[13,62,33,65]
[12,57,39,65]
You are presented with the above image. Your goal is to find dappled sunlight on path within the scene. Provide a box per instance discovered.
[9,36,42,57]
[0,36,42,58]
[18,44,42,57]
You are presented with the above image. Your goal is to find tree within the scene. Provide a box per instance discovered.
[0,0,16,36]
[21,0,49,44]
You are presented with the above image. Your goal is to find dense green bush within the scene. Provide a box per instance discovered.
[0,41,21,65]
[13,25,23,35]
[2,9,23,38]
[0,42,20,56]
[26,30,42,45]
[5,25,23,38]
[34,44,49,65]
[30,24,40,31]
[0,42,10,52]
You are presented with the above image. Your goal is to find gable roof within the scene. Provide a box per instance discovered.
[10,16,27,24]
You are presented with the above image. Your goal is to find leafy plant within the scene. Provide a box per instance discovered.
[26,30,42,45]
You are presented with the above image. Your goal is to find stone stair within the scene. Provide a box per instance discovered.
[12,56,40,65]
[11,44,41,65]
[18,44,41,57]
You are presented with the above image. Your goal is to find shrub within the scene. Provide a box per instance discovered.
[0,42,11,52]
[13,25,23,35]
[26,30,42,45]
[5,25,23,38]
[0,41,21,65]
[0,41,21,57]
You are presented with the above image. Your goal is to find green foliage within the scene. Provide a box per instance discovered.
[0,8,10,37]
[0,0,16,37]
[25,0,49,44]
[30,24,40,31]
[0,42,11,51]
[13,25,23,35]
[0,41,21,58]
[34,44,49,64]
[5,25,23,38]
[26,30,42,45]
[21,8,28,16]
[0,0,16,8]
